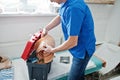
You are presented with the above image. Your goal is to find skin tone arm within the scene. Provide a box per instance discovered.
[41,15,78,53]
[41,35,78,54]
[51,36,78,53]
[46,15,61,31]
[41,15,61,37]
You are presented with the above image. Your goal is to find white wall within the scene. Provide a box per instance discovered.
[105,0,120,45]
[0,0,120,58]
[88,0,120,44]
[0,14,62,58]
[88,3,114,43]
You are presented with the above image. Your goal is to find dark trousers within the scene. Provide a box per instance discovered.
[68,52,91,80]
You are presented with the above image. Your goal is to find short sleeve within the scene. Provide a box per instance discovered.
[66,7,85,36]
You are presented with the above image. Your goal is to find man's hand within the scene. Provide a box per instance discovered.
[41,28,48,38]
[37,41,52,54]
[43,45,52,54]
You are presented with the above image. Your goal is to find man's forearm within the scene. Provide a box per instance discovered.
[45,15,60,31]
[52,36,78,53]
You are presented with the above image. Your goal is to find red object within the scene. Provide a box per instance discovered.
[21,31,41,60]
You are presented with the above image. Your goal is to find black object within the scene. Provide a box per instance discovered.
[27,62,51,80]
[27,50,52,80]
[60,56,70,64]
[27,50,38,63]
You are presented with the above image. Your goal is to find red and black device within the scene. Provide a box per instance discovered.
[21,31,42,60]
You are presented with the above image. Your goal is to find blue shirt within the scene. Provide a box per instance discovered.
[59,0,96,59]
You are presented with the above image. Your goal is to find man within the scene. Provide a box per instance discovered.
[40,0,96,80]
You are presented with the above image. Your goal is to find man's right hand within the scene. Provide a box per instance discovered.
[41,28,48,37]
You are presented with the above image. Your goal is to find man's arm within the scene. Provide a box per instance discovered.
[51,36,78,53]
[41,15,60,37]
[45,15,60,31]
